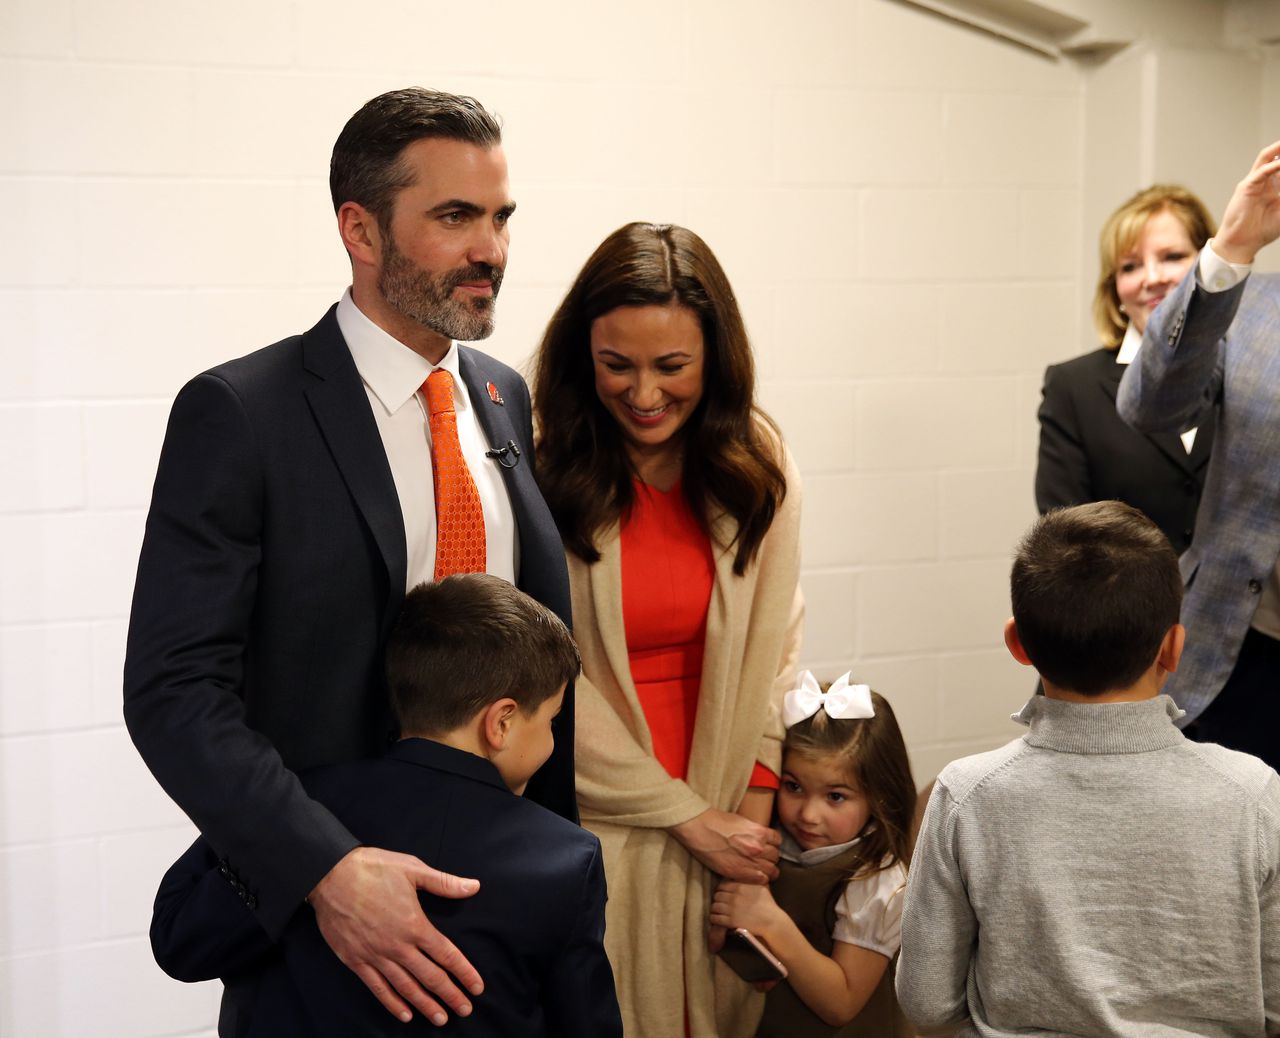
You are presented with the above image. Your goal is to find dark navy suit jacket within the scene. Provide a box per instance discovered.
[150,739,621,1038]
[124,306,574,941]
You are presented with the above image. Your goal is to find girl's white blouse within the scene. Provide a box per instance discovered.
[779,831,907,957]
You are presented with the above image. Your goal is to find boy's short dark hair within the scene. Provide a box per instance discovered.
[385,574,579,735]
[1011,501,1182,695]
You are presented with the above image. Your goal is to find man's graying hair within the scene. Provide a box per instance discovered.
[329,87,502,233]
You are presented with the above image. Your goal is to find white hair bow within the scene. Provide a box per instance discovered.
[782,670,875,728]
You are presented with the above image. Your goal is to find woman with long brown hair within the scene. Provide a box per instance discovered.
[532,222,803,1037]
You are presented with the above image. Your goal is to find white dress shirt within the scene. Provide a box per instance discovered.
[336,289,517,589]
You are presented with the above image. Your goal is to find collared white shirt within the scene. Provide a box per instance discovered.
[336,289,517,589]
[1200,240,1253,293]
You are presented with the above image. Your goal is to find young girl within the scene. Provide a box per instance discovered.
[710,671,918,1038]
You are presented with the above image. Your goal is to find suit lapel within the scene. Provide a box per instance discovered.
[1097,360,1201,475]
[457,348,535,527]
[300,307,407,614]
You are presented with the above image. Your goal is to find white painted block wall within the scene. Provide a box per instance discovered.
[3,0,1229,1032]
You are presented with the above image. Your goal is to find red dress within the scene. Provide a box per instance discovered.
[621,480,778,789]
[619,480,780,1038]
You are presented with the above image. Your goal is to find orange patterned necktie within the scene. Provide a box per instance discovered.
[424,369,487,579]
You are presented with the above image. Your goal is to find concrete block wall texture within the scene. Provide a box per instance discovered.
[0,0,1268,1032]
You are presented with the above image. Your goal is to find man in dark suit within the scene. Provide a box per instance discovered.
[124,88,572,1028]
[149,576,621,1037]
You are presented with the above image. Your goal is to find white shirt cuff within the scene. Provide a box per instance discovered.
[1200,240,1252,293]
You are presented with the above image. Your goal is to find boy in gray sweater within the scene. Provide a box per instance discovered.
[897,501,1280,1036]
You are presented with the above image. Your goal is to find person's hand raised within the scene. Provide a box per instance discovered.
[1214,140,1280,265]
[309,846,483,1026]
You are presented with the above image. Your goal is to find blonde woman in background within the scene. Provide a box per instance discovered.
[1035,185,1218,553]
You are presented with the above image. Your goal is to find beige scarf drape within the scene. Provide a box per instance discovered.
[573,451,803,1038]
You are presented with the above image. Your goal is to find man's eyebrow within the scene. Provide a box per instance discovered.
[428,199,484,215]
[427,199,518,217]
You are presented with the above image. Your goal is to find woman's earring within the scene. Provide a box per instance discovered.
[1118,303,1127,314]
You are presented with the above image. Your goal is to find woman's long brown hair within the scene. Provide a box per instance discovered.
[531,222,786,575]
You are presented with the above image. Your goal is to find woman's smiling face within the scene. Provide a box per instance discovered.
[590,303,706,468]
[1113,208,1197,335]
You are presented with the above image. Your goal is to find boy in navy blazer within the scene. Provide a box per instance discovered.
[149,574,622,1038]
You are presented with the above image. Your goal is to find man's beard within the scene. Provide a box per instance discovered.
[377,234,504,342]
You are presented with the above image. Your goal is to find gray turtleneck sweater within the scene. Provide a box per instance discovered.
[897,694,1280,1037]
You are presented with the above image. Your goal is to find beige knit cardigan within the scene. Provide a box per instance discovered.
[572,450,803,1038]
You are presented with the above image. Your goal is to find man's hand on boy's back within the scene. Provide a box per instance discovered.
[309,847,483,1027]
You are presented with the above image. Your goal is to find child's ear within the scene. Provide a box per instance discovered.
[481,698,520,753]
[1004,617,1034,667]
[1156,623,1185,676]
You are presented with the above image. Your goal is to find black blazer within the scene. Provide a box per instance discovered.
[124,306,573,937]
[150,739,622,1038]
[1035,347,1216,553]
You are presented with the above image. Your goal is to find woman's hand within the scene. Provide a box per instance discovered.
[669,808,780,883]
[1216,140,1280,265]
[710,880,788,937]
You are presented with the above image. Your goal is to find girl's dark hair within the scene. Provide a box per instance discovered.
[784,691,917,879]
[531,222,786,575]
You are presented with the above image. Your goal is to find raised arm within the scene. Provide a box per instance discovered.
[1116,143,1280,436]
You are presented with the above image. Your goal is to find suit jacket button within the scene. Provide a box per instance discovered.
[1183,529,1193,540]
[1249,579,1263,594]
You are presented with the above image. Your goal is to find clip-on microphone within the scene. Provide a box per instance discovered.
[485,439,522,469]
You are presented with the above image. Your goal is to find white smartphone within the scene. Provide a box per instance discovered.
[718,927,788,983]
